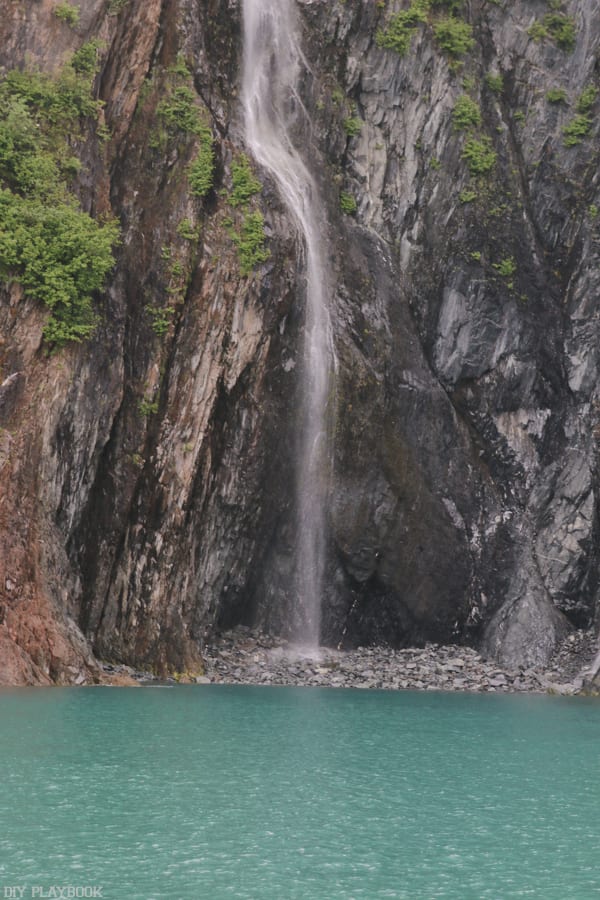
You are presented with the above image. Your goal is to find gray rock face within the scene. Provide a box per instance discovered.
[1,0,599,681]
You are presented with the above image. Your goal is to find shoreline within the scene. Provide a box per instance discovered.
[98,626,599,695]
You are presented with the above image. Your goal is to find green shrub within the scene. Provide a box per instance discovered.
[343,116,363,137]
[546,87,567,104]
[107,0,128,13]
[139,397,159,417]
[461,136,496,175]
[188,122,214,198]
[576,84,598,114]
[433,16,474,58]
[543,13,576,51]
[0,61,118,344]
[71,40,101,75]
[228,211,269,275]
[528,21,549,42]
[229,155,262,207]
[430,0,464,10]
[0,192,118,343]
[340,191,357,214]
[493,256,516,277]
[453,94,481,130]
[459,189,477,203]
[485,73,503,93]
[54,2,79,26]
[177,219,198,241]
[146,305,175,336]
[563,85,597,146]
[376,0,429,56]
[563,114,592,146]
[155,86,203,137]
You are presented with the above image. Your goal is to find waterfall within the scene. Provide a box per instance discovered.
[241,0,335,648]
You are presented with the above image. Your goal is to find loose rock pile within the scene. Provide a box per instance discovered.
[199,626,598,695]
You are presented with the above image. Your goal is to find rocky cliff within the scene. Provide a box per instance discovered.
[1,0,599,685]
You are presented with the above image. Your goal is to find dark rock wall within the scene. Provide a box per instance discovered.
[0,0,599,682]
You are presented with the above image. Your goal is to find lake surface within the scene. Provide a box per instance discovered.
[0,685,599,899]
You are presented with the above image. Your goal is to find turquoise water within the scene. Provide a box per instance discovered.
[0,687,599,899]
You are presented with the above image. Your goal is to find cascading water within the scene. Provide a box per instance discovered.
[241,0,335,649]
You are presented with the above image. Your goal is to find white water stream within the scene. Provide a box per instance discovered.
[242,0,335,647]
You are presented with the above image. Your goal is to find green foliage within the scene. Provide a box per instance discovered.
[177,219,198,241]
[493,256,516,277]
[340,191,357,214]
[139,397,159,417]
[188,122,214,198]
[485,73,503,93]
[146,304,175,336]
[54,2,80,26]
[376,0,473,61]
[155,86,203,137]
[452,94,481,130]
[1,67,101,126]
[107,0,129,12]
[228,211,269,276]
[343,116,363,137]
[528,21,549,42]
[543,13,576,50]
[528,13,576,50]
[376,0,429,56]
[168,54,191,79]
[229,155,262,207]
[563,114,592,146]
[459,189,477,203]
[71,40,101,75]
[563,86,597,147]
[150,65,214,198]
[461,136,496,175]
[0,61,118,345]
[576,85,598,114]
[0,192,118,343]
[589,204,598,220]
[546,87,567,104]
[433,16,474,58]
[430,0,464,10]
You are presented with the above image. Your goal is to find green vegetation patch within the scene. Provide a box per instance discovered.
[149,58,214,197]
[528,12,576,51]
[376,0,429,56]
[563,84,597,146]
[340,191,357,214]
[188,122,214,198]
[227,211,269,276]
[543,13,576,50]
[461,136,496,175]
[223,155,268,276]
[343,116,363,137]
[0,58,119,345]
[54,2,80,26]
[432,16,474,58]
[485,73,503,93]
[452,94,481,130]
[546,87,567,104]
[377,0,473,61]
[229,155,262,207]
[493,256,516,277]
